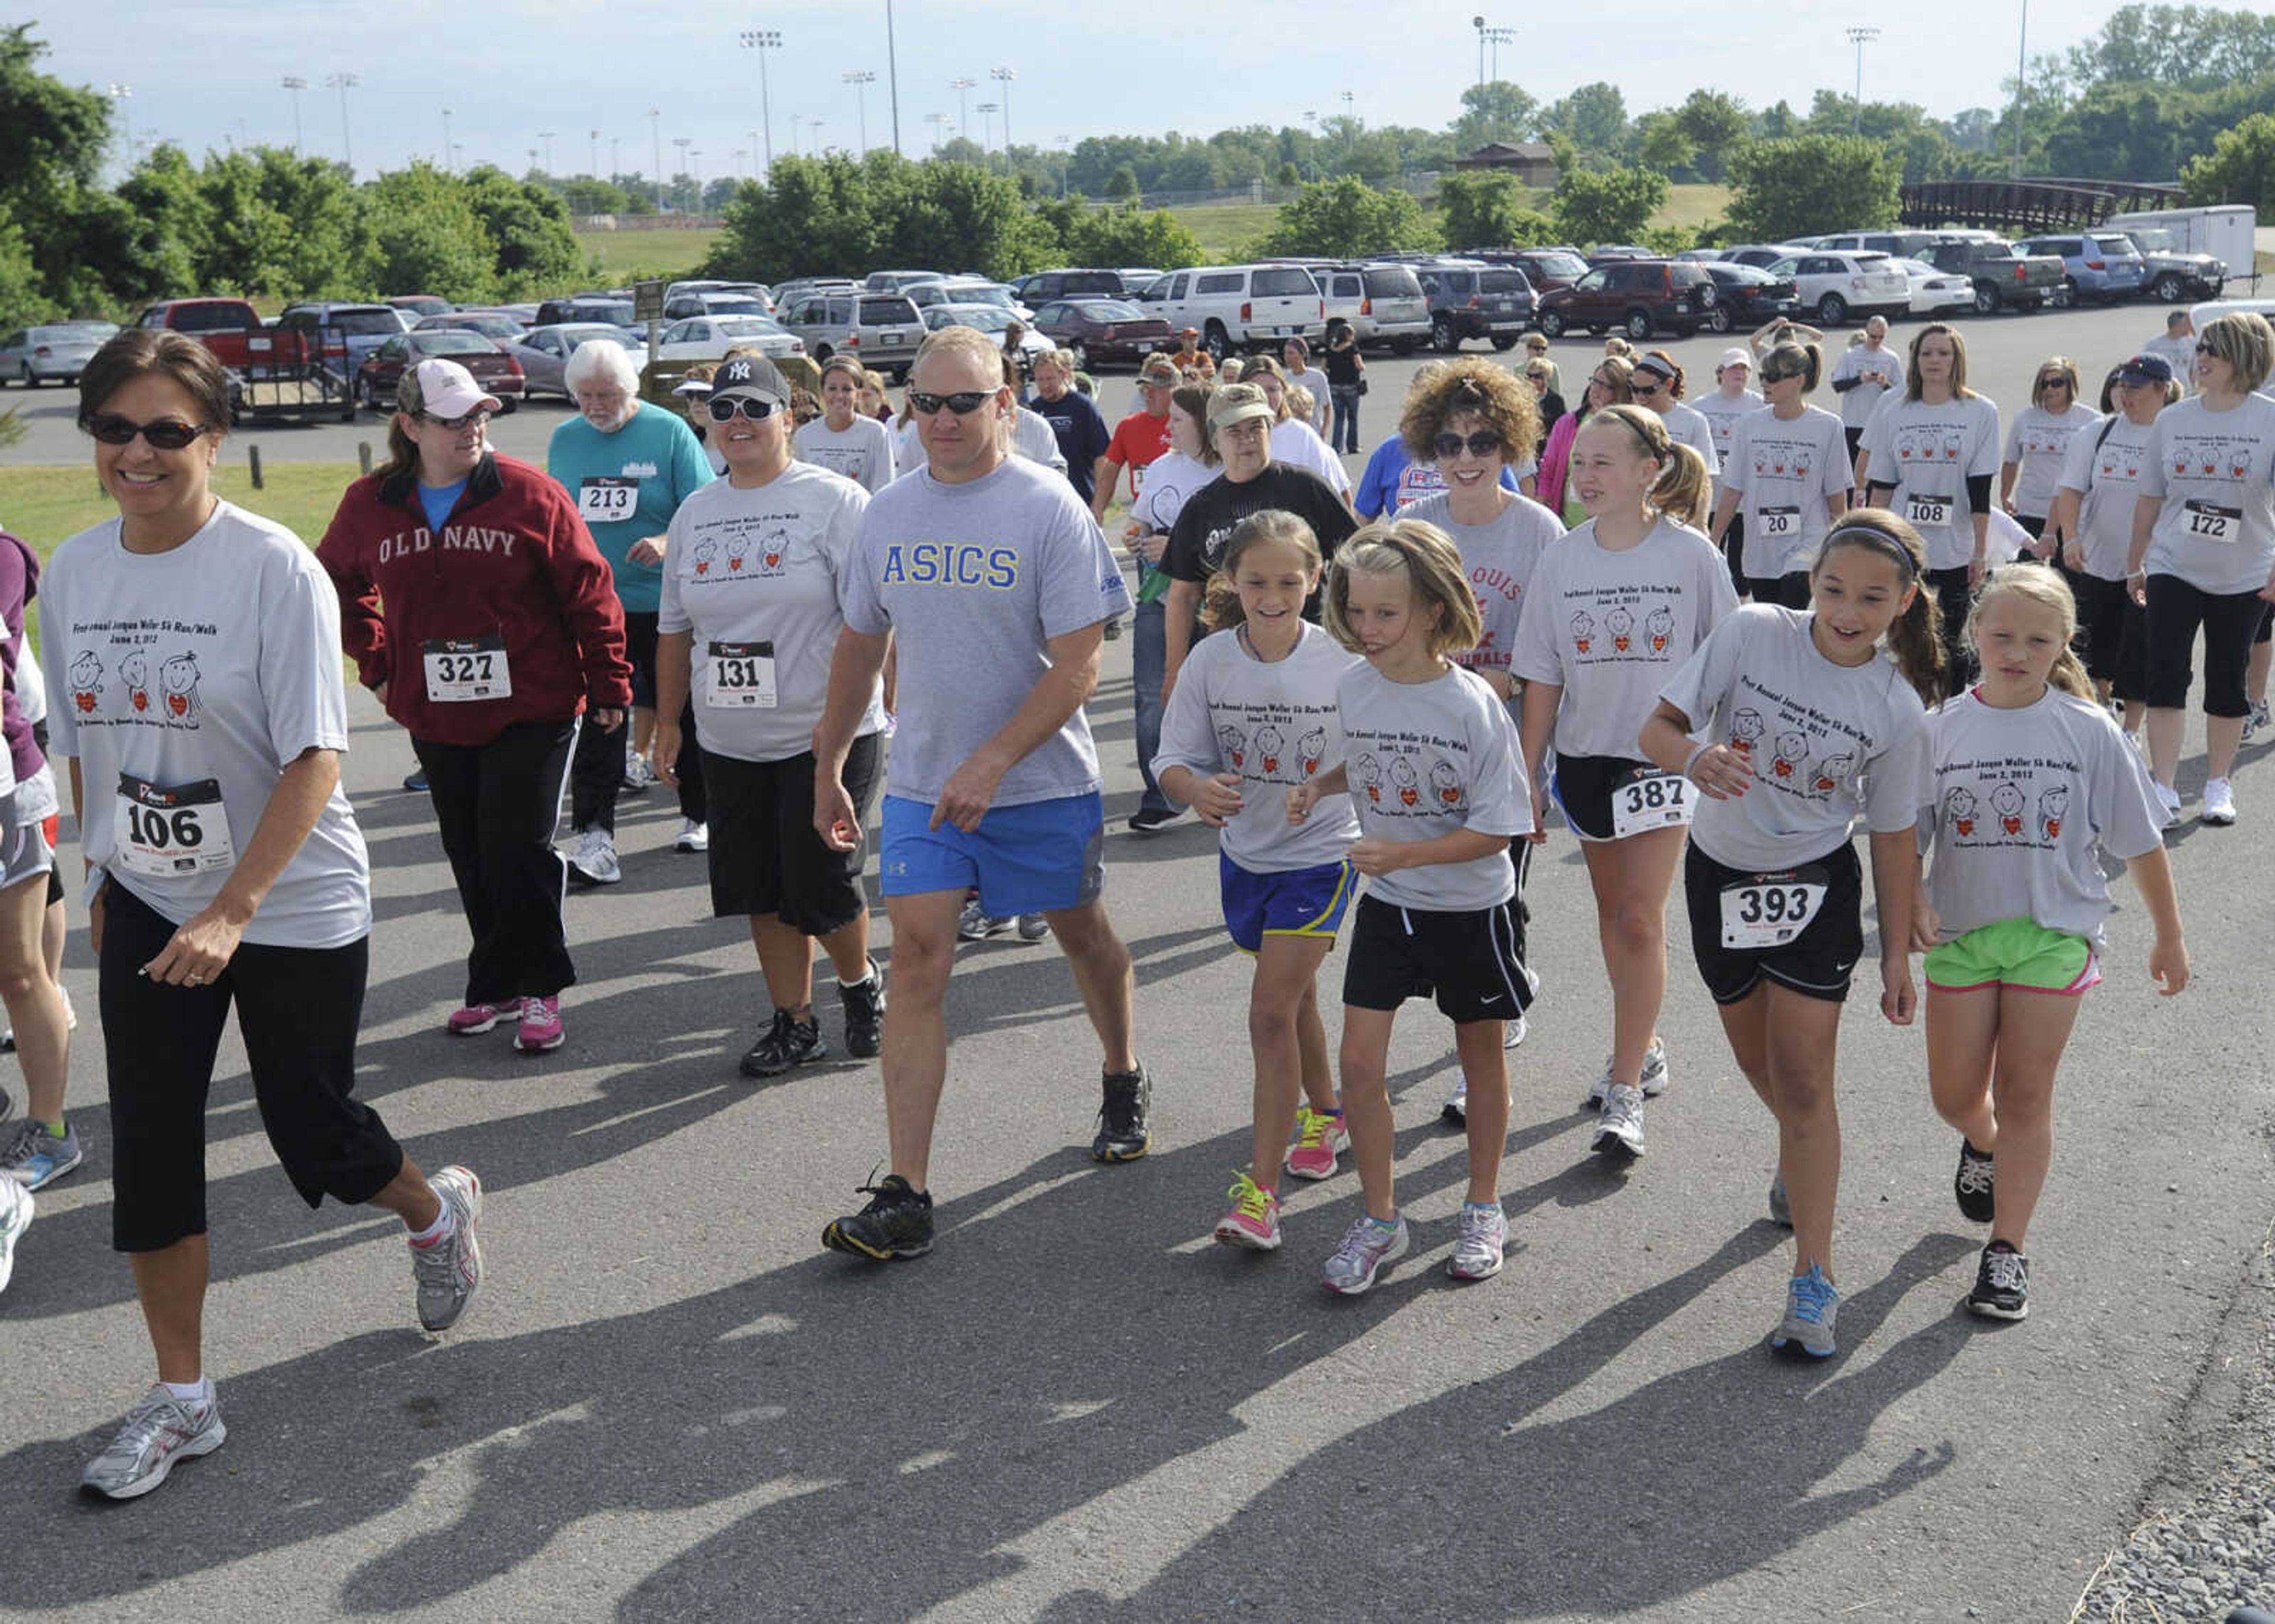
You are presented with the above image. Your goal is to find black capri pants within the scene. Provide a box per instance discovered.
[568,610,707,834]
[2143,572,2265,716]
[101,880,400,1253]
[415,717,579,1006]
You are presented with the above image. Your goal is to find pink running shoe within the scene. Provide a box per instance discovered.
[514,995,564,1053]
[447,999,523,1036]
[1284,1106,1348,1181]
[1212,1173,1282,1251]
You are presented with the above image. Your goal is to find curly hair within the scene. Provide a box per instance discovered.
[1398,357,1543,466]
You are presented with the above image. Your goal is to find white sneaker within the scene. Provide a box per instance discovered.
[567,828,622,885]
[675,819,709,853]
[1585,1037,1669,1108]
[2154,781,2183,822]
[1501,962,1542,1049]
[1592,1082,1646,1161]
[1441,1075,1469,1123]
[0,1175,30,1293]
[2202,776,2237,826]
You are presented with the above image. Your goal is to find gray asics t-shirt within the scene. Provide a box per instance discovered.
[1151,622,1362,873]
[794,414,897,494]
[1722,404,1852,579]
[842,456,1131,807]
[2136,393,2275,594]
[1510,517,1738,761]
[1399,491,1562,685]
[1338,661,1531,911]
[1859,392,2002,571]
[1659,604,1930,872]
[1922,686,2170,948]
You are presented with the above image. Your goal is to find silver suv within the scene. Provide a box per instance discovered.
[776,290,927,379]
[1314,263,1430,353]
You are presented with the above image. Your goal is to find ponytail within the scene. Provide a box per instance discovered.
[1649,441,1712,530]
[1206,509,1324,635]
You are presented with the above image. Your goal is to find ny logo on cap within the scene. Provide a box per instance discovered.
[721,359,754,384]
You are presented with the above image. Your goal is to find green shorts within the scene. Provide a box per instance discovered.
[1924,917,2101,996]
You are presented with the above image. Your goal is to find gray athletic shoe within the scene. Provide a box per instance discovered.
[1322,1213,1409,1295]
[1447,1202,1508,1281]
[1770,1266,1840,1358]
[412,1165,484,1333]
[1585,1037,1669,1107]
[1768,1171,1793,1228]
[1591,1083,1646,1161]
[81,1385,227,1499]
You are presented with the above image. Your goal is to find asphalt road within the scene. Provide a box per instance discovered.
[1,296,2270,1622]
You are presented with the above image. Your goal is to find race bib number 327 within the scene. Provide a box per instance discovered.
[423,635,512,703]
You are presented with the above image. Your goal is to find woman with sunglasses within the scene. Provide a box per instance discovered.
[1708,339,1852,610]
[1630,352,1719,475]
[2000,356,2097,555]
[50,330,486,1499]
[1536,355,1634,525]
[319,358,632,1055]
[652,354,888,1078]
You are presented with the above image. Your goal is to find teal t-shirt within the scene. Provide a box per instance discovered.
[418,478,467,534]
[546,401,714,613]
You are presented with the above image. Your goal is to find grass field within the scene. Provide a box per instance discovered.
[7,465,353,562]
[578,227,723,282]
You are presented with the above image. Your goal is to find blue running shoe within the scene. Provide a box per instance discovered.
[1770,1264,1840,1358]
[0,1118,82,1191]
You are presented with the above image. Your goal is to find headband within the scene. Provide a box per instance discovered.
[1821,524,1921,584]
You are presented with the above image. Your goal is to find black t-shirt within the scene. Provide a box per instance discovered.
[1325,348,1363,388]
[1164,463,1358,620]
[1025,388,1112,504]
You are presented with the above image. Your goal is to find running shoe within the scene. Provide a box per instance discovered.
[81,1385,226,1499]
[0,1175,29,1293]
[402,769,430,793]
[675,819,709,853]
[1,985,76,1052]
[1441,1076,1470,1124]
[822,1173,934,1260]
[1591,1083,1646,1161]
[1954,1139,1996,1223]
[1502,962,1542,1049]
[566,828,623,885]
[514,995,565,1054]
[1284,1106,1347,1181]
[1770,1265,1840,1358]
[1017,914,1051,942]
[2154,781,2183,822]
[1768,1171,1792,1228]
[1322,1213,1409,1295]
[957,899,1012,941]
[1584,1037,1669,1108]
[1092,1065,1153,1162]
[839,961,886,1061]
[741,1009,826,1078]
[1447,1201,1508,1281]
[2247,699,2270,742]
[412,1165,483,1333]
[447,998,523,1036]
[1127,806,1194,835]
[1212,1172,1282,1250]
[2202,776,2238,826]
[1965,1241,2030,1321]
[620,754,655,793]
[0,1117,82,1191]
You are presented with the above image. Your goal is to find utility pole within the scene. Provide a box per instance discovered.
[1483,26,1514,87]
[441,107,454,172]
[925,111,948,153]
[328,73,356,173]
[740,31,781,177]
[2012,0,2029,177]
[539,130,555,174]
[1847,27,1879,133]
[978,102,997,164]
[845,71,875,154]
[107,84,132,174]
[590,129,599,177]
[281,77,305,153]
[674,135,691,210]
[651,108,664,211]
[885,0,904,156]
[1472,16,1485,89]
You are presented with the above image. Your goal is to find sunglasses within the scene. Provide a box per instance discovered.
[84,413,210,450]
[1433,430,1504,459]
[1761,367,1803,383]
[706,395,781,423]
[418,408,491,431]
[1630,379,1665,396]
[906,389,995,415]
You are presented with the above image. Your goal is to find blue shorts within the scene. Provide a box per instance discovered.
[1220,852,1356,954]
[880,792,1105,916]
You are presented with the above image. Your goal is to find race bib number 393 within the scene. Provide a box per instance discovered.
[1718,870,1828,949]
[113,774,236,878]
[1611,770,1693,839]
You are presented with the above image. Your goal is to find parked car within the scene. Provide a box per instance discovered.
[1811,230,1946,260]
[1410,260,1536,351]
[386,294,454,320]
[414,312,528,344]
[2107,221,2232,304]
[135,298,351,422]
[667,278,774,312]
[1718,244,1798,272]
[903,278,1032,321]
[0,321,118,386]
[1760,251,1910,324]
[1015,267,1132,303]
[1584,244,1654,265]
[1536,259,1718,341]
[276,302,414,377]
[1027,297,1174,371]
[924,304,1055,368]
[2017,232,2149,306]
[1136,263,1326,361]
[1889,257,1978,317]
[1501,248,1590,296]
[1919,237,2066,315]
[652,313,806,365]
[662,292,772,322]
[864,269,947,292]
[1699,262,1799,332]
[357,330,524,412]
[534,294,637,329]
[504,323,649,399]
[1310,262,1430,353]
[774,289,927,377]
[136,297,306,372]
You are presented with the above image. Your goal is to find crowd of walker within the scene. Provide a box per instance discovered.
[14,292,2267,1501]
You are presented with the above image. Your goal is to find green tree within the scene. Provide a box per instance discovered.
[458,165,583,294]
[1104,164,1140,201]
[1633,113,1693,176]
[2184,110,2275,210]
[1675,89,1750,182]
[2063,4,2275,91]
[1724,135,1900,242]
[1550,165,1667,246]
[361,163,498,302]
[1452,81,1539,150]
[1540,82,1629,161]
[1254,176,1434,258]
[1437,170,1536,248]
[1069,204,1204,270]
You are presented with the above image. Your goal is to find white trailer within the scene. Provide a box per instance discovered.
[2104,204,2257,295]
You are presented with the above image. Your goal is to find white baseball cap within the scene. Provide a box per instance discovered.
[411,358,501,418]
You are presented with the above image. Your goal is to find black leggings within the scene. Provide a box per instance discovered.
[101,880,398,1253]
[415,718,579,1005]
[1746,571,1812,611]
[1925,565,1975,696]
[569,610,706,832]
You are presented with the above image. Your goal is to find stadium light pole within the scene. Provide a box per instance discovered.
[107,84,132,173]
[651,108,664,211]
[885,0,903,155]
[1483,26,1514,85]
[328,73,356,173]
[2012,0,2028,177]
[539,130,555,174]
[590,129,600,177]
[953,78,976,143]
[441,107,454,172]
[740,31,781,176]
[1472,16,1485,89]
[1846,27,1879,134]
[281,77,305,153]
[991,66,1015,164]
[845,70,875,155]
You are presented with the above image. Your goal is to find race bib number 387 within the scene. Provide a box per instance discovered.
[113,774,236,878]
[1719,868,1828,949]
[1611,769,1694,839]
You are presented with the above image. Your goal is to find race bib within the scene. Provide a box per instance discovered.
[2183,499,2241,544]
[1719,867,1828,949]
[1715,446,1729,475]
[1756,505,1799,539]
[1611,769,1693,839]
[578,478,639,524]
[113,775,236,878]
[1905,492,1952,530]
[423,635,512,703]
[706,640,777,709]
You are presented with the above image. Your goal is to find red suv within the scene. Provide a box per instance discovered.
[1536,260,1719,341]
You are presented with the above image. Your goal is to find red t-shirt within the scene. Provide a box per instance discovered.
[1104,410,1172,471]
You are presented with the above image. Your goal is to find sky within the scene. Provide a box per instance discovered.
[41,0,2152,185]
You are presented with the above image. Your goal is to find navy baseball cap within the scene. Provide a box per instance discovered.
[2117,353,2174,386]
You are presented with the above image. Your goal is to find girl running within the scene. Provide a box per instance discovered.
[1287,520,1533,1293]
[1709,339,1853,610]
[1153,513,1362,1251]
[1514,405,1736,1161]
[1917,565,2189,1321]
[1641,512,1944,1358]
